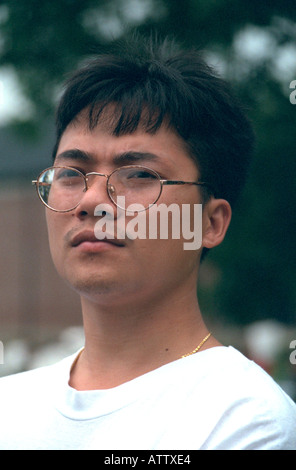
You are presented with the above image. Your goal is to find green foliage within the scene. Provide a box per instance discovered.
[1,0,295,325]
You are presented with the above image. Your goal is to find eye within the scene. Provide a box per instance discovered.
[126,169,158,180]
[54,168,83,186]
[57,168,79,177]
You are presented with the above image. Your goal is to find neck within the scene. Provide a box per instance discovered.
[69,282,219,390]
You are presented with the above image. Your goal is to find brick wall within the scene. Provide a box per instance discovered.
[0,184,81,338]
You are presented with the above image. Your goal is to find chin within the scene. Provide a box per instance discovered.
[66,273,118,297]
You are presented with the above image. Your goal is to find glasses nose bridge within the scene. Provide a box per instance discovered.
[85,171,109,190]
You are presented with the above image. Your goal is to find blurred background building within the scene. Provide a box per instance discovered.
[0,0,295,399]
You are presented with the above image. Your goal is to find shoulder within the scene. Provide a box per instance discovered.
[194,346,296,416]
[211,346,293,402]
[186,346,296,449]
[0,353,75,403]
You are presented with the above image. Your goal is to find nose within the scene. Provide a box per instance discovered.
[73,172,116,218]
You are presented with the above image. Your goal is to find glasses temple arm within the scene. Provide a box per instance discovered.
[161,180,209,186]
[161,180,215,196]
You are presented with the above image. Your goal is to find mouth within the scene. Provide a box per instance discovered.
[71,230,125,250]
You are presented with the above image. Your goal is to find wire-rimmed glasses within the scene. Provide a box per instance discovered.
[32,165,211,212]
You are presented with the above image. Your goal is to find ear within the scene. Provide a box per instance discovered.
[202,198,232,249]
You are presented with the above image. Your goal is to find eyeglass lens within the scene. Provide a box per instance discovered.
[37,166,162,212]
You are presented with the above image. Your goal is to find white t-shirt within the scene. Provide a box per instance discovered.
[0,346,295,450]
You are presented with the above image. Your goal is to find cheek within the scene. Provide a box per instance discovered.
[152,239,199,295]
[132,235,200,282]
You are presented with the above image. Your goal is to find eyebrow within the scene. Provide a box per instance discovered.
[113,151,159,165]
[55,149,94,163]
[55,149,160,166]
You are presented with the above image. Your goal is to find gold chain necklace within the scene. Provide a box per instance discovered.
[181,332,212,358]
[71,332,212,373]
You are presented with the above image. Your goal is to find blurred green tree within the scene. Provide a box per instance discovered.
[0,0,295,325]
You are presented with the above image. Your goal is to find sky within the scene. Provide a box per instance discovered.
[0,67,33,125]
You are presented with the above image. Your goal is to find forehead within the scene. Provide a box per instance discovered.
[56,110,199,177]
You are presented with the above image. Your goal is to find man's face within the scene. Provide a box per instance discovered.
[46,112,205,307]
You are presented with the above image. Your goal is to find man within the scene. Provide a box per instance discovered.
[1,35,295,450]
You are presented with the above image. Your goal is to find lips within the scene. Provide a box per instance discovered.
[71,230,125,248]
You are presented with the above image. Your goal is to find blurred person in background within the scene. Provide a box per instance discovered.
[0,34,295,450]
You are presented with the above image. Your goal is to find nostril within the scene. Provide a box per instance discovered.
[79,210,88,217]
